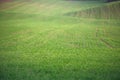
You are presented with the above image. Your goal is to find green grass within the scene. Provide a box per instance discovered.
[0,0,120,80]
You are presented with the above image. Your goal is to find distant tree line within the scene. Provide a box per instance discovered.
[106,0,118,2]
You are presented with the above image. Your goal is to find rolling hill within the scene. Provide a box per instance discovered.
[66,1,120,19]
[0,0,120,80]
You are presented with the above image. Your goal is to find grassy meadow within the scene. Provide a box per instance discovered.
[0,0,120,80]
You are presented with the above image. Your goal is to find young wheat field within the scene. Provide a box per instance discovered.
[0,0,120,80]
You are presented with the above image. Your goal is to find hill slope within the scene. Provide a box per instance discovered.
[67,1,120,19]
[0,0,120,80]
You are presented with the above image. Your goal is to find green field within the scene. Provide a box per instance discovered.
[0,0,120,80]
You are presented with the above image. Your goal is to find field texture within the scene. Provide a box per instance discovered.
[0,0,120,80]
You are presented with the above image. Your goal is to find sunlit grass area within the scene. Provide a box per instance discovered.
[0,0,120,80]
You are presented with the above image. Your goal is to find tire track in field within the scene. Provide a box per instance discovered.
[100,38,113,49]
[96,27,113,49]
